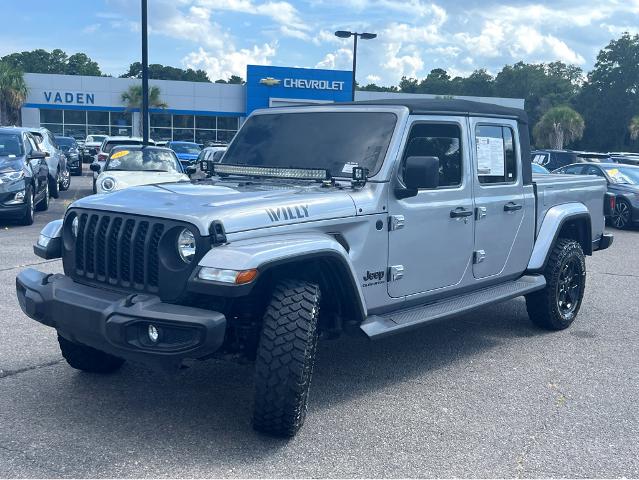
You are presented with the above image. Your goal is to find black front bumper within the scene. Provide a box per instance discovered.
[16,269,227,371]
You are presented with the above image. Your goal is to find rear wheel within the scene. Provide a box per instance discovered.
[58,335,125,373]
[526,239,586,330]
[252,279,321,437]
[611,199,632,229]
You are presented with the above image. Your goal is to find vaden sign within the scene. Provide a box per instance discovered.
[43,91,95,105]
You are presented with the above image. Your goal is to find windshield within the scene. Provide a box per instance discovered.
[87,135,106,143]
[0,133,24,157]
[171,143,201,154]
[104,140,143,153]
[221,112,397,178]
[105,149,181,172]
[603,166,639,185]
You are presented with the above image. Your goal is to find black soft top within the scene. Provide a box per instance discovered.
[347,98,528,125]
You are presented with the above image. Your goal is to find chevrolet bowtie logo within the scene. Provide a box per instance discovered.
[259,77,281,86]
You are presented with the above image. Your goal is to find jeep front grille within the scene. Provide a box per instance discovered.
[73,211,165,292]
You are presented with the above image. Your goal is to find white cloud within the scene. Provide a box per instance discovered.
[183,43,277,80]
[315,48,353,70]
[197,0,308,30]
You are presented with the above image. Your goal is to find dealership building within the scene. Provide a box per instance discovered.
[21,64,523,142]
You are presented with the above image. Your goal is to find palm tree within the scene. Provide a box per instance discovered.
[629,115,639,141]
[121,85,167,136]
[0,61,28,126]
[533,106,585,150]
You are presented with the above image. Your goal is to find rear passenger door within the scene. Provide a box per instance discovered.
[470,119,532,280]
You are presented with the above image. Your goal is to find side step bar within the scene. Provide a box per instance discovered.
[360,275,546,339]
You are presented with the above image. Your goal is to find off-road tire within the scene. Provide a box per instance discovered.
[49,172,60,199]
[252,280,321,437]
[35,181,49,211]
[526,239,586,330]
[58,335,125,373]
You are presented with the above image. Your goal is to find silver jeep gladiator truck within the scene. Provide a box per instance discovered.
[16,99,613,437]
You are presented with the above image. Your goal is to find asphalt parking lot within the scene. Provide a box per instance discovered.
[0,172,637,478]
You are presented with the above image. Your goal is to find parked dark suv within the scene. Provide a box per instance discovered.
[0,127,50,225]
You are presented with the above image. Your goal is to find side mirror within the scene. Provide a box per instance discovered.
[396,156,440,199]
[90,163,101,173]
[185,165,197,175]
[28,151,47,160]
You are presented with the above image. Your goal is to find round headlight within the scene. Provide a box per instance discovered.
[177,228,196,263]
[101,177,116,191]
[71,216,79,238]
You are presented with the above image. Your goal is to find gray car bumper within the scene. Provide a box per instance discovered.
[16,268,227,371]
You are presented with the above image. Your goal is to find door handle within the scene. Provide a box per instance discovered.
[450,207,473,218]
[504,202,523,212]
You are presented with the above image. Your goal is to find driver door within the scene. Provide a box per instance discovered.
[387,117,474,298]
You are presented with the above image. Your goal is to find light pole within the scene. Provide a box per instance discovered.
[141,0,149,145]
[334,30,377,101]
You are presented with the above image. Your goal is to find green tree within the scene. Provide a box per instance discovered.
[0,61,28,126]
[121,85,167,134]
[399,76,419,93]
[1,49,102,76]
[121,62,210,82]
[533,106,585,149]
[66,53,101,76]
[456,69,495,97]
[576,33,639,151]
[418,68,452,95]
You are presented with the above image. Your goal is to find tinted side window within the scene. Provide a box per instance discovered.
[563,165,586,174]
[475,125,517,184]
[584,165,605,177]
[401,123,462,188]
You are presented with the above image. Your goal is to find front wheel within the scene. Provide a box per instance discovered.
[58,335,125,373]
[252,280,321,437]
[19,185,35,225]
[611,199,632,229]
[59,168,70,191]
[526,239,586,330]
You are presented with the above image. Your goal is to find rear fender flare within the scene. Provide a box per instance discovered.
[527,203,591,272]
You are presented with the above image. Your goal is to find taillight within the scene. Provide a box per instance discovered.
[98,153,107,161]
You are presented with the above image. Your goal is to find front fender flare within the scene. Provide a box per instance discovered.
[195,232,367,319]
[527,203,591,272]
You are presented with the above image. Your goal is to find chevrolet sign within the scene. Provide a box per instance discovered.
[259,77,281,86]
[259,77,345,91]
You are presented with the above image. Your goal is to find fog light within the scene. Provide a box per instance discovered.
[148,324,159,343]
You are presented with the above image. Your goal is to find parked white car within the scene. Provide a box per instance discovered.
[93,145,191,194]
[91,136,155,193]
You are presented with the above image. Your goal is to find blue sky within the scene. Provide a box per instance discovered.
[2,0,638,85]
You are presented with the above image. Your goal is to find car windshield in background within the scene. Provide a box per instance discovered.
[87,135,106,143]
[105,149,180,172]
[221,112,397,178]
[0,134,24,157]
[104,141,142,153]
[603,166,639,185]
[172,143,201,154]
[579,155,612,163]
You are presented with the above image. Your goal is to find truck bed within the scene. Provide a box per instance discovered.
[533,173,607,240]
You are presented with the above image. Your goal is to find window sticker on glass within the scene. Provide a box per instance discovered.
[476,136,505,176]
[111,150,129,160]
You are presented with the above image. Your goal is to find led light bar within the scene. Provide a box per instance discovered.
[213,164,329,180]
